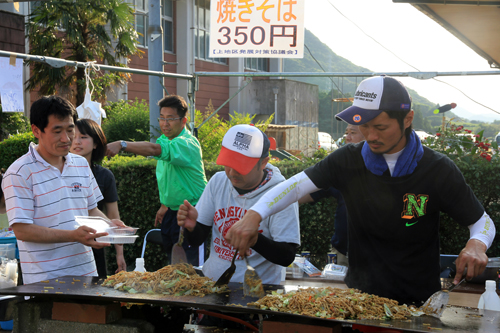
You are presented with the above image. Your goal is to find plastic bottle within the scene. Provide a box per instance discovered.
[134,258,146,273]
[477,280,500,311]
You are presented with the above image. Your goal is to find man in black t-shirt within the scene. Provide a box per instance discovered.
[225,75,496,305]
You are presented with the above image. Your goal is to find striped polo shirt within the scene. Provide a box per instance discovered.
[1,143,102,284]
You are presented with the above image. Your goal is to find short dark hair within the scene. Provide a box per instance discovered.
[158,95,188,118]
[385,110,413,137]
[75,118,107,165]
[30,96,78,132]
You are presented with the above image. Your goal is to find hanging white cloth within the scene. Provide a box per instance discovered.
[76,62,106,126]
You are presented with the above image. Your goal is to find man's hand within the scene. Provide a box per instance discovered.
[115,245,127,273]
[225,210,262,256]
[106,141,122,157]
[72,226,110,249]
[454,239,488,284]
[155,205,168,227]
[177,200,198,232]
[109,219,126,228]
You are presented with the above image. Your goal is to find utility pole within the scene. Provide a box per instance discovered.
[148,0,164,141]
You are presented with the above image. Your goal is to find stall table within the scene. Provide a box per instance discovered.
[0,275,498,332]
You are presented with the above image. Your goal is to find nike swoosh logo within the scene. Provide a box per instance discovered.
[406,221,419,227]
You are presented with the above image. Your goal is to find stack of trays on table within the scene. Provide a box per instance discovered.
[321,264,348,281]
[75,216,139,244]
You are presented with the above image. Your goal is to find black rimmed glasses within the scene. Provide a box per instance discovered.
[158,117,182,124]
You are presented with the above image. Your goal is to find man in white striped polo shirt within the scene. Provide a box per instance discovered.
[1,96,123,284]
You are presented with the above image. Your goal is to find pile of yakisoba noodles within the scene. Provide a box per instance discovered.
[248,287,425,320]
[102,263,226,297]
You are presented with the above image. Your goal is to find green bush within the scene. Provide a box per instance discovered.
[3,119,498,274]
[102,155,164,272]
[0,132,36,170]
[104,155,337,272]
[424,123,500,257]
[0,108,31,141]
[194,103,274,162]
[102,99,151,143]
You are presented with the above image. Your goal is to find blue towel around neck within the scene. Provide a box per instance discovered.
[361,130,424,177]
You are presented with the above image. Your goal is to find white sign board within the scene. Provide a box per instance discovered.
[0,57,24,112]
[210,0,305,58]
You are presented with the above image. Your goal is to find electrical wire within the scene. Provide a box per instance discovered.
[325,0,499,114]
[304,44,351,101]
[432,78,499,114]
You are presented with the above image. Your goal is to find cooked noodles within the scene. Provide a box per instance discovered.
[102,263,226,297]
[248,287,423,320]
[244,272,264,297]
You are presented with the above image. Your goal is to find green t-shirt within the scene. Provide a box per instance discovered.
[154,127,207,209]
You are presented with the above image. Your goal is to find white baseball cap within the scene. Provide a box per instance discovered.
[216,124,270,175]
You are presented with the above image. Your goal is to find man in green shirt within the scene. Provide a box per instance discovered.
[107,95,207,265]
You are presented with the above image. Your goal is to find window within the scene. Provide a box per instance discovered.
[194,0,227,64]
[129,0,174,53]
[245,58,269,72]
[163,1,174,52]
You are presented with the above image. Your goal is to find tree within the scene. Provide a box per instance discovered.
[26,0,142,105]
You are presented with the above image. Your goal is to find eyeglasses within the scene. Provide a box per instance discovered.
[158,117,182,124]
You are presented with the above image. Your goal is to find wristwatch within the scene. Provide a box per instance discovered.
[120,140,127,151]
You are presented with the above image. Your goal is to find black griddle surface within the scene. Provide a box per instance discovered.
[1,276,499,333]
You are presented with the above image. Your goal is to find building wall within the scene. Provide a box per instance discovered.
[2,3,319,156]
[0,10,24,53]
[194,60,230,119]
[241,79,319,155]
[284,80,319,156]
[126,50,178,103]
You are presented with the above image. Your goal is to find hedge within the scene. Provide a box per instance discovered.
[103,156,500,274]
[1,133,499,273]
[0,132,37,170]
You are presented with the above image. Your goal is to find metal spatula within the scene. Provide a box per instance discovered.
[243,257,265,298]
[171,226,187,265]
[421,277,466,318]
[214,250,238,287]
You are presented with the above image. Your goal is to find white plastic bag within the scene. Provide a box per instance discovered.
[76,88,106,126]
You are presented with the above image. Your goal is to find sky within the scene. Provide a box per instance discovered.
[303,0,500,122]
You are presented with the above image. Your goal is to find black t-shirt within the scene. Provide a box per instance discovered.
[91,165,119,277]
[305,142,484,305]
[92,165,119,212]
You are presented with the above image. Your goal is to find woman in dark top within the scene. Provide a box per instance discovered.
[71,119,126,276]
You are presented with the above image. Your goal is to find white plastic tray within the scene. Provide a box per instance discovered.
[75,216,138,235]
[321,264,348,281]
[95,235,138,244]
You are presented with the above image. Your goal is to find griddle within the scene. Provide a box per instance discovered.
[0,275,499,333]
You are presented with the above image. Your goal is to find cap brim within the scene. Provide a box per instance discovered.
[335,105,382,125]
[216,146,259,175]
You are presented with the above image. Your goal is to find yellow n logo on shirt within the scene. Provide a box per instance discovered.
[401,193,428,220]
